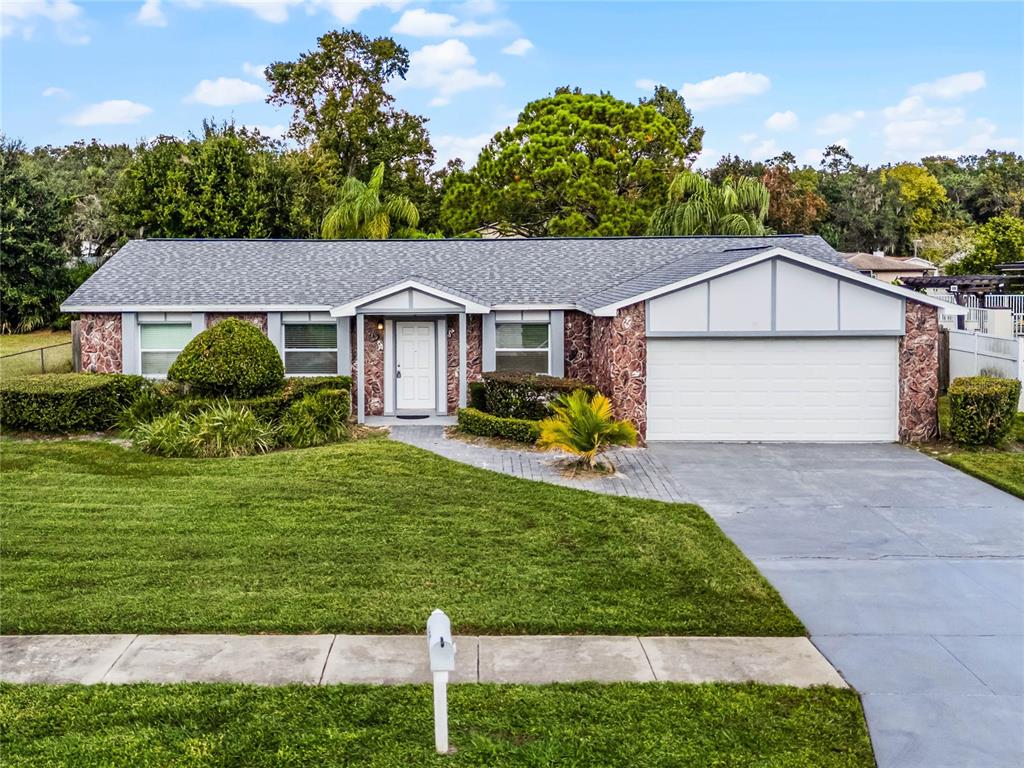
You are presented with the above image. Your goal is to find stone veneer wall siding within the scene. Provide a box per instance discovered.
[898,302,940,442]
[447,315,482,414]
[589,302,647,440]
[362,316,385,416]
[205,312,268,333]
[80,313,122,373]
[564,310,593,381]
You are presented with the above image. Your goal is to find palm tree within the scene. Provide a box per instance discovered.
[538,390,638,471]
[321,163,420,239]
[647,170,770,236]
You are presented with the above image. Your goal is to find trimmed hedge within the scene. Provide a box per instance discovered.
[168,318,284,398]
[469,380,487,411]
[483,371,597,420]
[948,376,1022,446]
[1,373,147,433]
[458,407,541,443]
[282,375,353,406]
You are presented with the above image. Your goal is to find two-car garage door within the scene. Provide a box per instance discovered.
[646,337,899,442]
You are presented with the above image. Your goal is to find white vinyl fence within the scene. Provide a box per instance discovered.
[948,330,1024,411]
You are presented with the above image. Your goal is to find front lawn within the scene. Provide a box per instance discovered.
[0,682,874,767]
[0,438,802,636]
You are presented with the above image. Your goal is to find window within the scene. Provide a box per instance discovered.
[140,323,193,376]
[284,323,338,375]
[495,322,549,374]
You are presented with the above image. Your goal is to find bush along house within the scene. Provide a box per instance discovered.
[61,235,964,443]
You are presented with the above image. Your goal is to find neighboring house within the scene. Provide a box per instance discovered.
[61,235,962,443]
[844,251,939,282]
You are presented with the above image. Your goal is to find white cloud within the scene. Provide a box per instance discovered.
[739,132,757,143]
[391,8,503,37]
[679,72,770,110]
[42,85,69,97]
[765,110,798,131]
[434,131,492,166]
[635,78,658,91]
[692,148,722,170]
[909,71,986,100]
[243,123,287,139]
[136,0,166,26]
[1,0,89,43]
[314,0,408,23]
[198,0,407,24]
[66,99,152,126]
[502,37,533,56]
[750,138,780,159]
[457,0,498,15]
[399,39,503,106]
[816,110,865,135]
[186,77,265,106]
[882,95,965,153]
[242,61,267,81]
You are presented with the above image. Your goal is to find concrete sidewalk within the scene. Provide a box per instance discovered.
[1,634,845,688]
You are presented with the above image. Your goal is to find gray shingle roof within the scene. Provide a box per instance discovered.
[62,235,848,311]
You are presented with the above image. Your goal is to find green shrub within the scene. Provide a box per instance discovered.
[469,381,487,411]
[130,411,194,457]
[482,371,597,420]
[282,375,352,405]
[1,373,147,433]
[948,376,1022,446]
[538,390,637,469]
[118,383,178,432]
[174,392,289,424]
[279,389,351,448]
[457,407,541,443]
[168,318,284,398]
[187,401,277,457]
[131,401,276,458]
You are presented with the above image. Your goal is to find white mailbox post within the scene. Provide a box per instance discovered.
[427,609,455,754]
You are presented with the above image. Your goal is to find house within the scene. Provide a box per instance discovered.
[61,235,963,443]
[844,251,939,282]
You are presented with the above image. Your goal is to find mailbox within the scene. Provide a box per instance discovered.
[427,609,455,672]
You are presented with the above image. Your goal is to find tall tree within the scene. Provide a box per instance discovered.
[440,89,703,236]
[816,145,893,252]
[321,163,419,239]
[265,30,437,226]
[648,170,770,236]
[113,123,291,238]
[762,153,827,233]
[0,139,73,332]
[947,215,1024,275]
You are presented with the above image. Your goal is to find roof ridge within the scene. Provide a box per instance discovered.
[142,234,813,244]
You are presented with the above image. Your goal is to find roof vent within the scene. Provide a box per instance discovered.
[872,250,885,258]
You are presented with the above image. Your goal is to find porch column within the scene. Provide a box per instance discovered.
[356,313,365,423]
[458,312,467,408]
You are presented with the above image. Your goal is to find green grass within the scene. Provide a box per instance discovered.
[0,330,72,379]
[0,438,803,636]
[0,682,874,767]
[938,452,1024,499]
[936,396,1024,499]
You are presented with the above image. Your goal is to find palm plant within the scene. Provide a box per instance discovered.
[321,162,420,239]
[538,390,638,470]
[648,170,770,236]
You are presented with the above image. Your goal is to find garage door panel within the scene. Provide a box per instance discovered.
[646,338,898,442]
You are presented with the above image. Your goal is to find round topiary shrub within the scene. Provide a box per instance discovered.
[168,318,284,398]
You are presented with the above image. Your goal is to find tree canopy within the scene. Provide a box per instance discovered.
[648,170,769,236]
[321,163,420,239]
[439,89,703,236]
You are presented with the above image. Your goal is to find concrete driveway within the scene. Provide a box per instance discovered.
[649,442,1024,768]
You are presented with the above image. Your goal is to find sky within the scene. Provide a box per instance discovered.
[2,0,1022,170]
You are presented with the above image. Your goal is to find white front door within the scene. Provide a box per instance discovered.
[395,322,436,411]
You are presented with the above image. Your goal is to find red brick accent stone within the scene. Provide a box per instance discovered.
[80,313,122,373]
[590,302,647,441]
[564,310,593,381]
[899,302,940,442]
[205,312,268,333]
[363,315,385,416]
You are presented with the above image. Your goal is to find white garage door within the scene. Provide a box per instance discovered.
[647,337,898,442]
